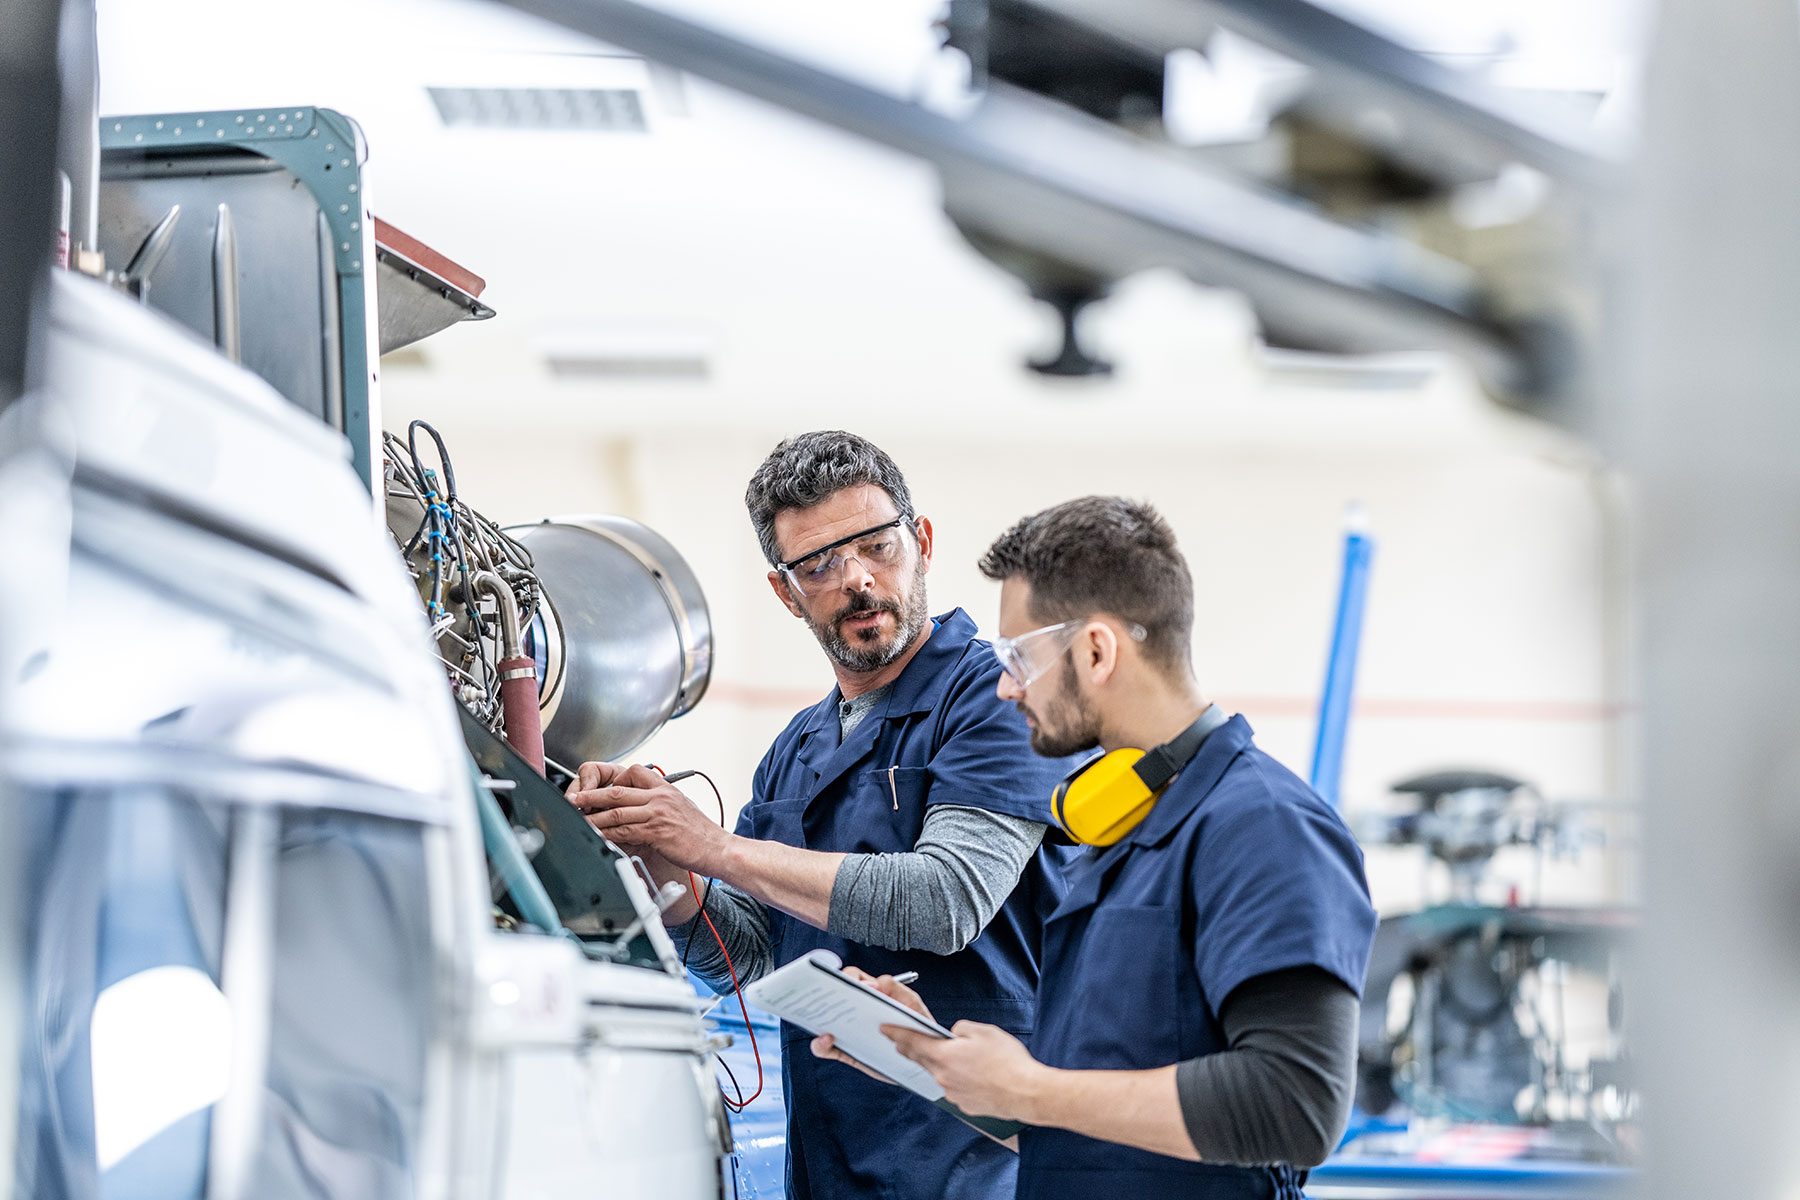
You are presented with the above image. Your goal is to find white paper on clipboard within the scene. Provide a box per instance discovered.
[743,949,953,1101]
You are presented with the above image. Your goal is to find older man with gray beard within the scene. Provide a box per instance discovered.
[568,430,1076,1200]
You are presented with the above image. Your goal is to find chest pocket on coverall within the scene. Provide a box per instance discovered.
[1049,903,1182,1068]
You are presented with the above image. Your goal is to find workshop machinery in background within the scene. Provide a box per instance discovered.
[1310,770,1637,1199]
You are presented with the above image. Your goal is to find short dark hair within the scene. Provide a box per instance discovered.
[745,431,916,565]
[979,496,1194,676]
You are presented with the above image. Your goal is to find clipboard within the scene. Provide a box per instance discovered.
[742,950,1026,1144]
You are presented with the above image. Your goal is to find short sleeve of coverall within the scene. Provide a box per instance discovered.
[923,656,1071,824]
[1190,778,1376,1018]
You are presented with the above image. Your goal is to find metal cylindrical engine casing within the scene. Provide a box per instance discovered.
[508,516,711,766]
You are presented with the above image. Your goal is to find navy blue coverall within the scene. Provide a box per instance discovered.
[1018,715,1377,1200]
[738,608,1076,1200]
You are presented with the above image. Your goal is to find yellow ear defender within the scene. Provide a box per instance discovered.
[1050,706,1229,846]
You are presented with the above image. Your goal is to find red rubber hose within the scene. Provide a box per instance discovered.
[497,655,545,774]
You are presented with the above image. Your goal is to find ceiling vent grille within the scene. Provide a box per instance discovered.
[428,87,648,131]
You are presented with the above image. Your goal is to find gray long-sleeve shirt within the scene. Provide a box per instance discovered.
[673,803,1044,987]
[672,683,1046,987]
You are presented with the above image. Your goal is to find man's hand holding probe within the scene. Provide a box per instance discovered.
[564,761,723,923]
[566,760,846,929]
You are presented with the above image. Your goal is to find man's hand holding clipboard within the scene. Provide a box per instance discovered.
[808,965,1043,1150]
[742,951,1031,1146]
[806,965,935,1085]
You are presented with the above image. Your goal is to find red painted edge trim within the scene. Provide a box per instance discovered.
[371,214,487,298]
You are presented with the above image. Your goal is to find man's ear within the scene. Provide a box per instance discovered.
[767,570,807,619]
[913,515,934,575]
[1078,622,1121,686]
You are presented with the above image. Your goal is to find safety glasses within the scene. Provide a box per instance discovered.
[990,621,1081,689]
[991,618,1149,688]
[778,516,916,598]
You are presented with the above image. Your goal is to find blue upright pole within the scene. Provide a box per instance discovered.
[1310,505,1375,808]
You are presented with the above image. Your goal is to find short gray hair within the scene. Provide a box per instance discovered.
[745,431,916,565]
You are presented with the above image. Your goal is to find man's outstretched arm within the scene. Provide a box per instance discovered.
[573,765,1042,948]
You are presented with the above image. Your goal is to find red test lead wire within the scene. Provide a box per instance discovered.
[658,766,764,1111]
[690,868,765,1110]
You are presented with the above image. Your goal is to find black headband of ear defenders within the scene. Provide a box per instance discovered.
[1130,704,1232,792]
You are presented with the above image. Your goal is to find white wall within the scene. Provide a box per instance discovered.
[384,352,1631,916]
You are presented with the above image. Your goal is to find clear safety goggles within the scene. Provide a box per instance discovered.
[991,621,1081,689]
[778,516,916,598]
[991,618,1148,688]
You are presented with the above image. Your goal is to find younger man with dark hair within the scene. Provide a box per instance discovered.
[815,496,1378,1200]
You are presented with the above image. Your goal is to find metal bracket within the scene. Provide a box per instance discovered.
[100,108,369,275]
[99,107,380,488]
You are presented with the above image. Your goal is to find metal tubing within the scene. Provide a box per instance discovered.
[315,211,345,433]
[122,203,181,301]
[468,570,524,660]
[212,204,241,363]
[488,0,1539,397]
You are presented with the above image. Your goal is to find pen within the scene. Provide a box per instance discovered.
[891,971,919,986]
